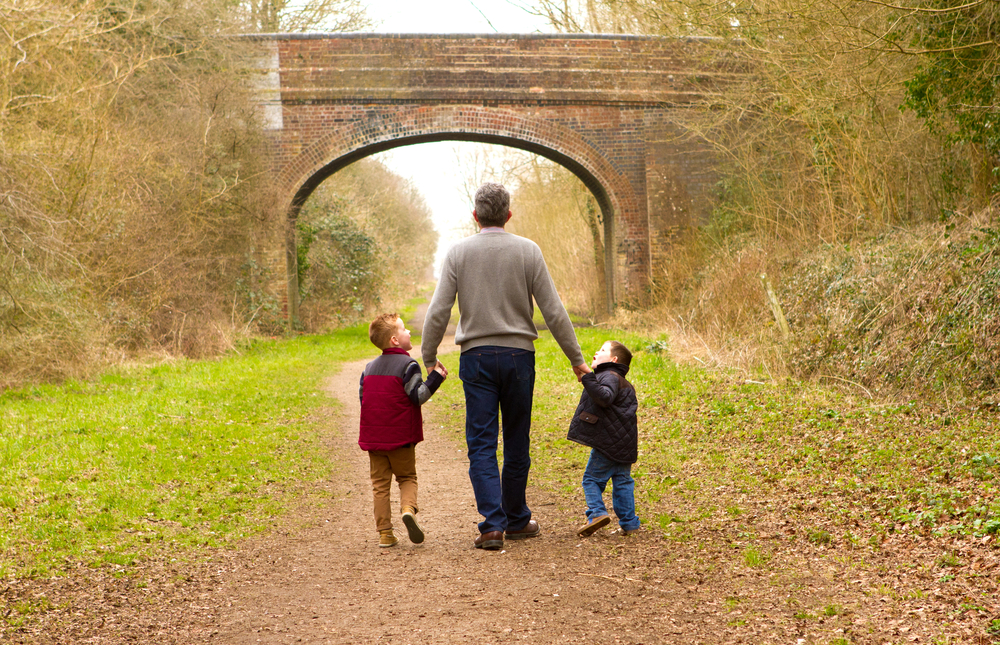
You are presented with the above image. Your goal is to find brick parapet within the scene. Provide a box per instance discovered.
[271,35,729,107]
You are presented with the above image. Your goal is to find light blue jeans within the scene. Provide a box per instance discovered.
[582,449,640,532]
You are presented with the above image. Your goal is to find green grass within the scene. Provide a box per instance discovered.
[823,604,843,617]
[743,546,767,568]
[400,293,427,329]
[0,325,374,578]
[531,306,592,328]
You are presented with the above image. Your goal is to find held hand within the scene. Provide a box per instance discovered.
[433,361,448,379]
[572,363,592,381]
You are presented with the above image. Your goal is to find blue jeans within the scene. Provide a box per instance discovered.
[460,346,535,534]
[582,449,640,532]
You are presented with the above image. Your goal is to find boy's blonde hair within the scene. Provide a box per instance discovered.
[369,313,400,349]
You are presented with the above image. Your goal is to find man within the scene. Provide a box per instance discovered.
[421,182,591,550]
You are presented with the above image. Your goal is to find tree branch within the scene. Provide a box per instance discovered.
[857,0,992,14]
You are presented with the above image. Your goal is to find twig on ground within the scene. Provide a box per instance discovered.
[577,573,621,582]
[578,572,642,582]
[817,374,873,399]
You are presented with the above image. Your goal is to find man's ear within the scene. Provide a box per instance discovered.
[505,210,512,224]
[472,210,480,225]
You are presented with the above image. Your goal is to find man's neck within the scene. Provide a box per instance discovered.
[479,226,506,233]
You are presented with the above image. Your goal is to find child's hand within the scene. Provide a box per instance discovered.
[434,361,448,380]
[573,363,592,381]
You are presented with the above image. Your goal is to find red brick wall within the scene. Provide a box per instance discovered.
[251,34,727,314]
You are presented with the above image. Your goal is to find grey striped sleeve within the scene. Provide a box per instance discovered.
[402,360,445,406]
[403,361,433,405]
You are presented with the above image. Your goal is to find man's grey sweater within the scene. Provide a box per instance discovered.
[421,229,585,368]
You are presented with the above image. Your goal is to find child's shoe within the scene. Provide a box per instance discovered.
[401,507,425,544]
[378,529,398,548]
[621,526,640,536]
[577,514,611,537]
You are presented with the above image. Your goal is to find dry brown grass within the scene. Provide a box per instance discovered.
[506,158,606,319]
[779,206,1000,399]
[0,1,287,387]
[616,204,1000,401]
[516,0,998,398]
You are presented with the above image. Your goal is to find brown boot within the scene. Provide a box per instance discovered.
[401,507,424,544]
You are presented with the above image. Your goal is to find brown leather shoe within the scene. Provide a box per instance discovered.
[578,515,611,537]
[505,519,540,540]
[474,530,504,550]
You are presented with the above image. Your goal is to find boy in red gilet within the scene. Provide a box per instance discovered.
[359,313,447,547]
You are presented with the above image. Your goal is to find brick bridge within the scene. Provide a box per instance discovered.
[249,33,729,318]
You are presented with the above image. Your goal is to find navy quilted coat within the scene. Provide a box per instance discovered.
[567,362,638,464]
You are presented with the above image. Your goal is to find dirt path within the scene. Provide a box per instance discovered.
[127,336,874,644]
[190,341,704,644]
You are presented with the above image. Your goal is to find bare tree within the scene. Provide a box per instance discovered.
[0,0,298,384]
[238,0,373,32]
[511,0,655,33]
[453,143,535,205]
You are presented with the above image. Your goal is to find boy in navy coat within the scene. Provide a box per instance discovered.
[567,340,640,537]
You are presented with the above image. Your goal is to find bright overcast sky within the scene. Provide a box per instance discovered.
[356,1,556,273]
[364,0,552,34]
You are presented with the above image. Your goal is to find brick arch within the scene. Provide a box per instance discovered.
[253,33,730,325]
[278,105,642,316]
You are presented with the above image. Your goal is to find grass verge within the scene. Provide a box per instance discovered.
[0,325,372,580]
[432,327,1000,544]
[430,326,1000,640]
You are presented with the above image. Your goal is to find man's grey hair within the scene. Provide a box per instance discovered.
[474,182,510,228]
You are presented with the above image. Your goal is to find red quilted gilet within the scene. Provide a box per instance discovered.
[359,349,423,451]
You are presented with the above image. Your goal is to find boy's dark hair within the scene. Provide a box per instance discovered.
[608,340,632,367]
[369,313,399,349]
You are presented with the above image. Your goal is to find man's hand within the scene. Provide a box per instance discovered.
[433,360,448,380]
[572,363,592,381]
